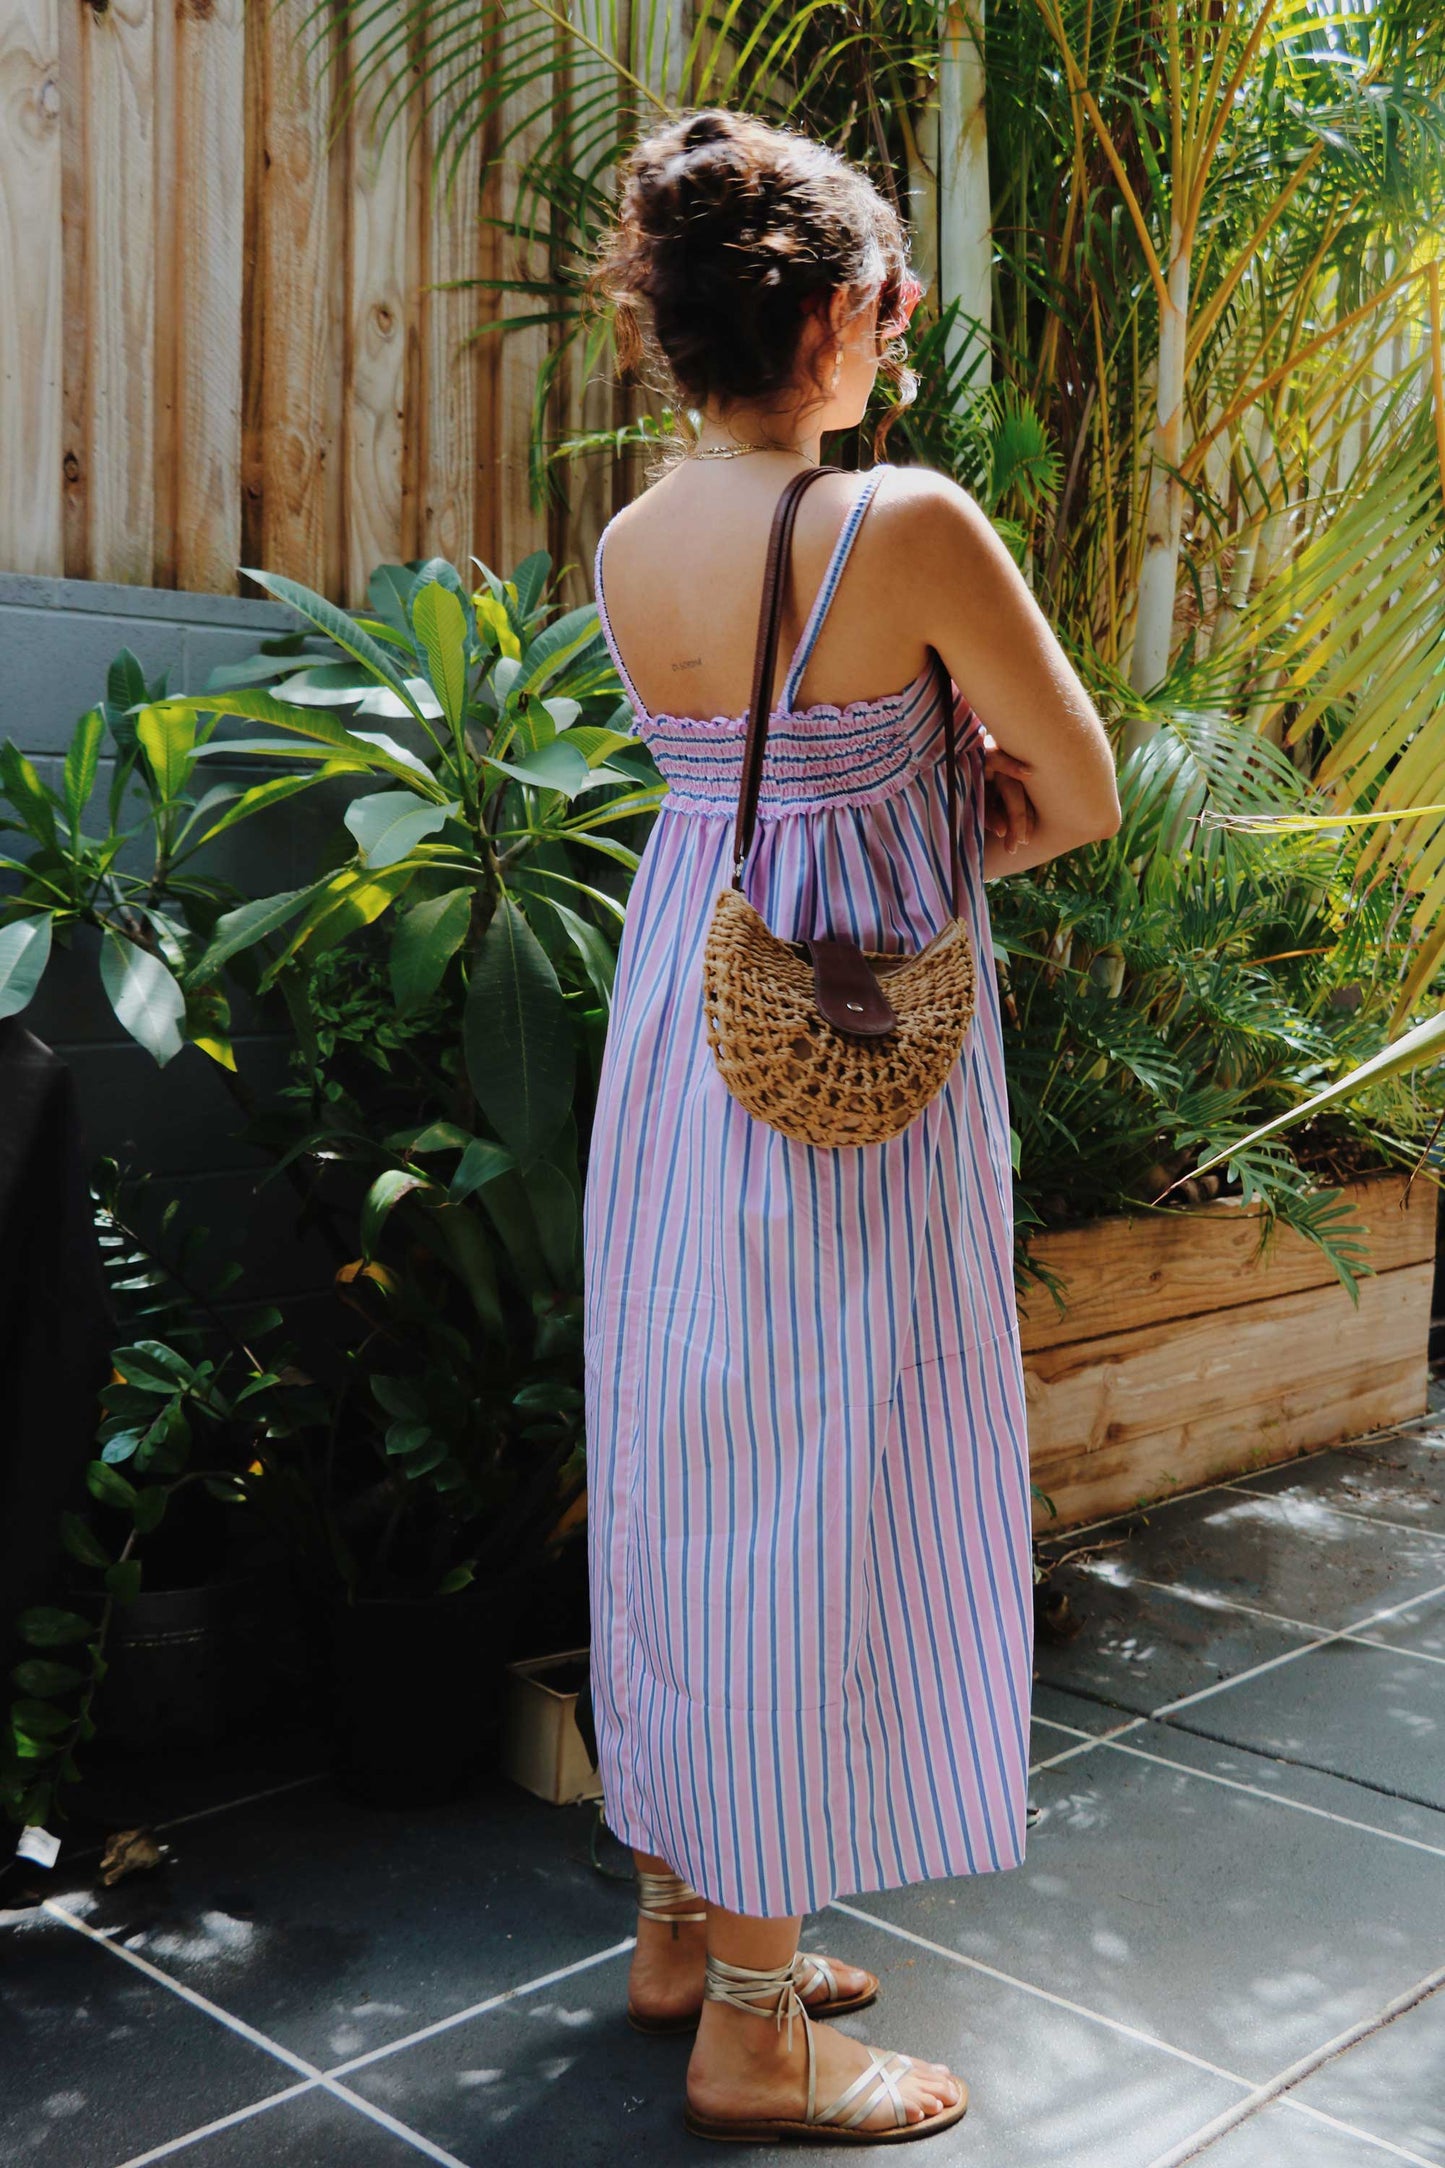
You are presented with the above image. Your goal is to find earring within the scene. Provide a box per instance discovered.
[831,347,842,388]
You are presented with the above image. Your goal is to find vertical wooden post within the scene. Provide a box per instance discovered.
[74,0,159,586]
[344,0,420,604]
[173,0,245,595]
[0,0,64,576]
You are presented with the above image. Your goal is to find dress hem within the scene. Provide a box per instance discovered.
[598,1802,1028,1919]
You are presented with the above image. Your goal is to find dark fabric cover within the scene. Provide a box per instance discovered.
[0,1022,112,1672]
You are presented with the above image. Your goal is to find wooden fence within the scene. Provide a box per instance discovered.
[2,0,623,607]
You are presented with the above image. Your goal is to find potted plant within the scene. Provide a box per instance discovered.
[0,543,651,1815]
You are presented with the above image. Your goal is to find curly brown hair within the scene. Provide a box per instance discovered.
[584,107,918,464]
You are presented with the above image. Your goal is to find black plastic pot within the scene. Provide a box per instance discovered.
[329,1587,514,1809]
[94,1581,229,1750]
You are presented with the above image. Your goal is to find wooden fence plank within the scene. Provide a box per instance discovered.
[0,0,63,576]
[422,28,485,569]
[79,0,157,585]
[493,12,551,571]
[344,0,419,605]
[252,0,344,594]
[173,0,245,595]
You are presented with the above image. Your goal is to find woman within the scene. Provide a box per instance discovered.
[581,108,1120,2144]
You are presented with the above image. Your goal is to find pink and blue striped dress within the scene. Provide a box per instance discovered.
[583,464,1034,1918]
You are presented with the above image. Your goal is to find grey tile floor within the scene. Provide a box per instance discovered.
[4,1411,1444,2167]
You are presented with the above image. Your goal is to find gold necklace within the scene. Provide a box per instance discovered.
[687,439,814,461]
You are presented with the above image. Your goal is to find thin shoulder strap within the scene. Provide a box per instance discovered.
[779,466,888,714]
[732,464,962,920]
[592,520,651,719]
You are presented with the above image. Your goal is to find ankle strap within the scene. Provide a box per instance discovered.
[703,1950,806,2056]
[635,1867,708,1927]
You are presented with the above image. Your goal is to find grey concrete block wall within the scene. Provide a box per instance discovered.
[1,572,350,1343]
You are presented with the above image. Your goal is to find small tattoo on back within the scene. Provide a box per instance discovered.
[671,656,703,671]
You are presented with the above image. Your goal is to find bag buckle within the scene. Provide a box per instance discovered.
[803,936,899,1036]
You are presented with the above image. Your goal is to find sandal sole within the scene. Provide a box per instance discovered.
[683,2088,968,2144]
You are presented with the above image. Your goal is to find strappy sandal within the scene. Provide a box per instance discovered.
[683,1949,968,2144]
[625,1869,880,2035]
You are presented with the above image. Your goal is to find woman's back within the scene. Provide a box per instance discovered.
[595,459,934,726]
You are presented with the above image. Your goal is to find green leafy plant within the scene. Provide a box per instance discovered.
[1,1161,321,1830]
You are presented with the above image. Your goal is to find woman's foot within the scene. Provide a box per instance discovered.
[628,1886,874,2027]
[686,1992,965,2135]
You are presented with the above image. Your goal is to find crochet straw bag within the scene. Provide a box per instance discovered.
[701,463,978,1147]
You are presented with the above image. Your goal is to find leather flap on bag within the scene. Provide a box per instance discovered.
[804,936,899,1035]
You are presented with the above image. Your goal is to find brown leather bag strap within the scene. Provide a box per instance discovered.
[730,465,964,922]
[731,463,838,885]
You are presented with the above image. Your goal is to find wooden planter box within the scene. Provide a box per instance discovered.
[500,1646,604,1807]
[1020,1170,1435,1534]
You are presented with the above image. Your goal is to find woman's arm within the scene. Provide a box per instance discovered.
[904,472,1121,877]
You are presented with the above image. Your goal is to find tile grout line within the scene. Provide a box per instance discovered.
[1143,1962,1445,2168]
[112,2085,321,2168]
[825,1896,1259,2091]
[1095,1736,1445,1862]
[155,1772,326,1835]
[1078,1566,1445,1667]
[325,1937,641,2077]
[1279,2094,1445,2168]
[1148,1575,1445,1720]
[42,1900,474,2168]
[1030,1707,1445,1858]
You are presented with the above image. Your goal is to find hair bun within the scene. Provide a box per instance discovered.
[681,111,734,154]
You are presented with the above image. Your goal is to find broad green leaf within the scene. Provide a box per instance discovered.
[241,569,430,722]
[59,1512,110,1569]
[113,1340,195,1387]
[449,1137,514,1200]
[180,769,345,852]
[187,886,315,983]
[475,592,521,661]
[136,703,197,801]
[11,1660,86,1697]
[158,688,443,793]
[368,563,418,634]
[539,697,582,735]
[492,656,523,704]
[344,790,460,869]
[86,1461,138,1511]
[426,1198,503,1333]
[17,1608,94,1648]
[63,708,105,835]
[391,1120,473,1153]
[0,913,53,1020]
[0,742,59,846]
[107,648,148,713]
[480,739,593,798]
[517,607,603,694]
[523,1158,580,1284]
[464,895,574,1168]
[105,1559,143,1602]
[99,930,186,1065]
[544,893,616,1006]
[390,888,472,1012]
[360,1168,439,1256]
[263,862,419,981]
[410,581,470,732]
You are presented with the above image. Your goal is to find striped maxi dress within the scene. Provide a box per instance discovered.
[583,464,1034,1919]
